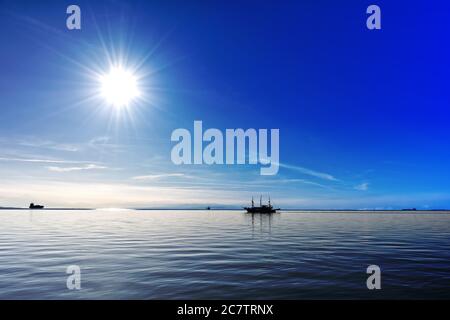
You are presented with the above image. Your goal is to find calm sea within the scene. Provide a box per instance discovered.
[0,209,449,299]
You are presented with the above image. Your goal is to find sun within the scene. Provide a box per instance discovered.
[100,66,140,108]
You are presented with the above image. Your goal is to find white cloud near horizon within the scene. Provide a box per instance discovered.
[0,179,448,209]
[0,180,248,208]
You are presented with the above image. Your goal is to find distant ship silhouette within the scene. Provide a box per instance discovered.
[244,196,279,214]
[29,203,44,209]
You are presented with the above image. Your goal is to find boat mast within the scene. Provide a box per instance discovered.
[252,196,254,208]
[260,195,262,207]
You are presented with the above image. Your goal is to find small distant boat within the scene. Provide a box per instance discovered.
[29,203,44,209]
[206,206,211,210]
[402,208,417,211]
[244,196,279,214]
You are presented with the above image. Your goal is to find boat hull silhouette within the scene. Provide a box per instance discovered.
[29,203,44,209]
[245,206,277,214]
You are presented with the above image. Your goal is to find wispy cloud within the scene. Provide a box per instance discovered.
[355,182,369,191]
[284,178,330,188]
[18,139,79,152]
[278,163,339,181]
[88,136,125,154]
[248,178,329,189]
[0,157,91,164]
[47,164,108,172]
[89,137,110,145]
[132,173,186,180]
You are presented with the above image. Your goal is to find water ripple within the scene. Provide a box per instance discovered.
[0,210,449,299]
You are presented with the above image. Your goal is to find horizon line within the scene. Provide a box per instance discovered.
[1,206,449,212]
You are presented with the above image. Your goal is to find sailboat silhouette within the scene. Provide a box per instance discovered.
[244,196,279,214]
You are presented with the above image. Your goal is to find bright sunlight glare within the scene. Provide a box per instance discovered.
[100,66,140,108]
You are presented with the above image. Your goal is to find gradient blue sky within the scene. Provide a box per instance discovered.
[1,0,449,209]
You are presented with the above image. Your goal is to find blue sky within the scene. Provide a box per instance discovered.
[0,0,449,209]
